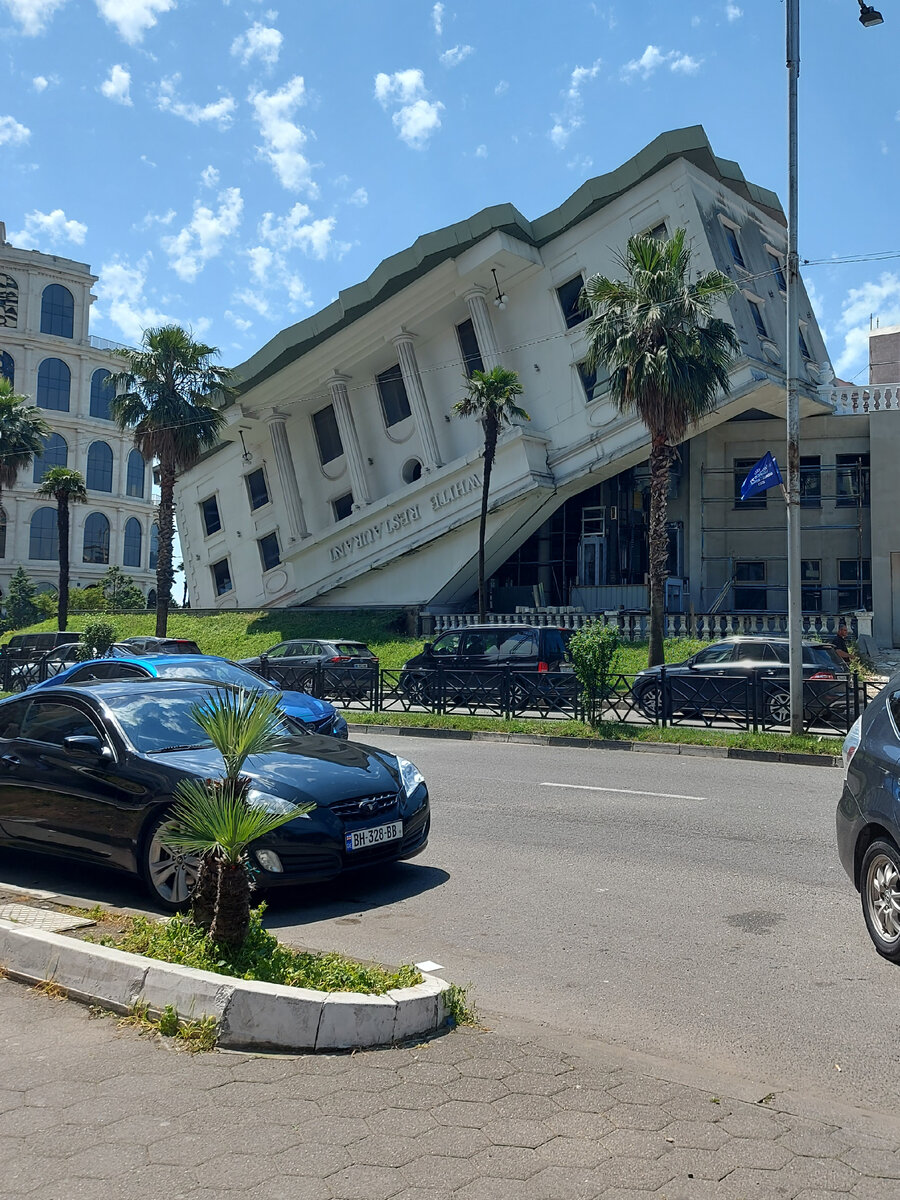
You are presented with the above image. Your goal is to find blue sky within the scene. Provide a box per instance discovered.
[3,0,898,383]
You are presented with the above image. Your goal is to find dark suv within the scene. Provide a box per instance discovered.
[631,636,850,725]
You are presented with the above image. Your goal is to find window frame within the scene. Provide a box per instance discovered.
[29,507,59,561]
[123,517,143,568]
[720,218,746,269]
[801,558,822,613]
[376,363,412,428]
[555,275,587,330]
[332,492,354,522]
[86,441,114,493]
[32,432,68,483]
[835,453,871,508]
[799,454,821,508]
[733,456,768,510]
[744,294,769,339]
[733,560,767,612]
[89,369,114,420]
[200,495,222,537]
[211,557,233,596]
[456,318,485,378]
[36,357,71,412]
[244,467,270,512]
[257,530,281,572]
[82,511,111,565]
[312,405,344,466]
[765,247,787,293]
[125,449,145,498]
[40,284,75,339]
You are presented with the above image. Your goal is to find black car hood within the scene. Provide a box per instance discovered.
[151,736,400,806]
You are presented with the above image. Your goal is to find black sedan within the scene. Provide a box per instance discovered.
[0,681,430,910]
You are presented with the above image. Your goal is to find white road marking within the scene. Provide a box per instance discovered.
[540,781,707,802]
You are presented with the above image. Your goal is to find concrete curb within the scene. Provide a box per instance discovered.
[349,722,842,768]
[0,920,450,1052]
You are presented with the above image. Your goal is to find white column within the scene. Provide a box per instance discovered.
[327,376,370,506]
[76,354,91,418]
[464,288,501,370]
[110,506,124,567]
[266,413,309,539]
[393,334,442,470]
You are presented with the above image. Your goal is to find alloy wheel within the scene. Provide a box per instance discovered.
[865,853,900,946]
[146,819,200,906]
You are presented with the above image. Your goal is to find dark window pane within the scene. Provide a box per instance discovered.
[377,364,411,427]
[86,441,113,492]
[37,357,70,411]
[836,453,870,507]
[21,701,99,745]
[312,405,343,464]
[456,320,484,378]
[149,524,158,571]
[798,326,812,360]
[29,507,59,560]
[748,299,768,339]
[32,432,68,483]
[649,222,667,240]
[212,558,232,595]
[258,532,281,571]
[577,362,597,403]
[733,457,767,510]
[126,450,145,498]
[556,276,586,329]
[245,468,269,510]
[724,225,745,268]
[90,369,113,419]
[0,350,13,387]
[800,455,821,507]
[83,512,110,564]
[734,561,766,611]
[332,492,354,522]
[768,252,787,291]
[40,284,74,338]
[201,496,221,536]
[123,518,142,567]
[838,559,872,610]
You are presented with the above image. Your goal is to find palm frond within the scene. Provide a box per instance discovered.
[165,777,312,864]
[188,688,292,780]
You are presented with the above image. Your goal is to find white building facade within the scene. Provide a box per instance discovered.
[176,127,834,618]
[0,226,158,602]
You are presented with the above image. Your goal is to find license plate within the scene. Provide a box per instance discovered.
[345,821,403,852]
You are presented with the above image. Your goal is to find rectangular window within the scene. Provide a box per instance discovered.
[332,492,354,522]
[801,559,822,613]
[200,495,221,536]
[376,364,412,427]
[768,252,787,292]
[747,298,768,339]
[649,222,667,240]
[258,531,280,572]
[733,457,767,510]
[838,559,873,610]
[211,558,232,596]
[577,361,597,403]
[798,325,812,360]
[245,468,269,511]
[724,224,746,268]
[800,455,821,508]
[312,405,344,465]
[456,319,484,377]
[836,453,871,508]
[556,275,586,329]
[733,560,767,611]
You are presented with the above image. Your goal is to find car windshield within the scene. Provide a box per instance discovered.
[151,660,272,689]
[334,643,374,657]
[804,644,844,668]
[109,690,304,754]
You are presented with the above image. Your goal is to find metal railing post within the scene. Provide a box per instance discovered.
[660,664,668,729]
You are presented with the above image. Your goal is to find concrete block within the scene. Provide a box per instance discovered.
[0,922,62,984]
[388,975,448,1042]
[219,978,326,1052]
[316,991,398,1050]
[140,960,234,1023]
[49,939,148,1010]
[633,741,680,754]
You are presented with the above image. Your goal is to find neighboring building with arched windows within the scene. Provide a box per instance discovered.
[0,224,157,602]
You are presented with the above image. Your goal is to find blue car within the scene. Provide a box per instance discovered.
[27,653,349,739]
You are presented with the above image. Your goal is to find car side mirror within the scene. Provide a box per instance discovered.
[63,735,112,762]
[422,642,433,656]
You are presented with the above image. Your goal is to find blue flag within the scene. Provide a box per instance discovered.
[740,452,784,501]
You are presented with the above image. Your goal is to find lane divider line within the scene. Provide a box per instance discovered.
[540,782,707,801]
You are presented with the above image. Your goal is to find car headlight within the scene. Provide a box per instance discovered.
[333,714,349,739]
[396,756,425,799]
[245,788,310,818]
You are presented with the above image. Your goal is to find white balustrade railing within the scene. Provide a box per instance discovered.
[820,381,900,415]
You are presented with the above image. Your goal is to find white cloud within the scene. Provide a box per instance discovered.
[833,273,900,379]
[100,64,133,106]
[94,0,175,43]
[495,79,509,95]
[622,44,703,79]
[259,203,335,259]
[725,3,743,19]
[3,0,66,35]
[234,288,272,318]
[94,255,170,343]
[348,186,368,206]
[249,76,317,194]
[161,187,243,281]
[10,208,87,247]
[32,76,49,92]
[157,76,236,128]
[225,309,252,331]
[231,21,282,67]
[374,69,444,149]
[0,115,30,146]
[431,1,443,34]
[137,208,176,229]
[200,165,220,188]
[246,245,274,285]
[691,14,701,25]
[440,44,473,68]
[475,144,487,158]
[549,59,601,149]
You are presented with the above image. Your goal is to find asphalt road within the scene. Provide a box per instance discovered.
[1,735,896,1117]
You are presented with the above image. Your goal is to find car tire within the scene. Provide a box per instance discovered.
[860,839,900,963]
[635,682,662,719]
[766,689,791,726]
[139,810,201,912]
[403,674,433,708]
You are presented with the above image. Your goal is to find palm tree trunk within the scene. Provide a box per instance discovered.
[478,418,498,621]
[647,435,672,669]
[57,498,70,632]
[209,860,252,946]
[156,459,176,637]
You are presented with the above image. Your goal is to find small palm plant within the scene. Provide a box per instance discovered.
[164,688,313,946]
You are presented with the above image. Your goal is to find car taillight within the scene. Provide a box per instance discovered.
[329,655,350,663]
[809,670,835,680]
[537,661,549,673]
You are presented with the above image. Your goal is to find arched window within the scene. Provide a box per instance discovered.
[147,588,157,609]
[32,432,68,483]
[149,523,159,570]
[29,507,59,560]
[86,441,113,492]
[0,350,13,386]
[123,517,142,567]
[0,507,7,558]
[90,369,114,419]
[83,512,110,564]
[126,450,145,498]
[37,358,71,411]
[40,284,74,338]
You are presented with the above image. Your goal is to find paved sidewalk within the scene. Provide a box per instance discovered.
[2,979,899,1200]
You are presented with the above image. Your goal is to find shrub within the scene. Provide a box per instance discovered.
[78,618,118,660]
[6,567,39,629]
[568,619,622,725]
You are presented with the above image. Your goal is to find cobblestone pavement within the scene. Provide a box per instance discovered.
[3,980,900,1200]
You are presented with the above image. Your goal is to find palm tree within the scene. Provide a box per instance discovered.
[164,688,313,946]
[582,229,739,668]
[35,467,87,632]
[453,366,529,621]
[0,377,50,506]
[108,326,233,637]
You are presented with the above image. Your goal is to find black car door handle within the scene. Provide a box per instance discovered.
[0,754,20,769]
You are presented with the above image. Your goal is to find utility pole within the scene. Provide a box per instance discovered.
[785,0,803,734]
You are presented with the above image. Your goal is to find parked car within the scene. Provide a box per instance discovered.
[4,632,81,654]
[240,638,378,671]
[400,624,574,704]
[118,636,202,655]
[0,679,429,909]
[836,681,900,961]
[630,637,851,725]
[27,653,349,739]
